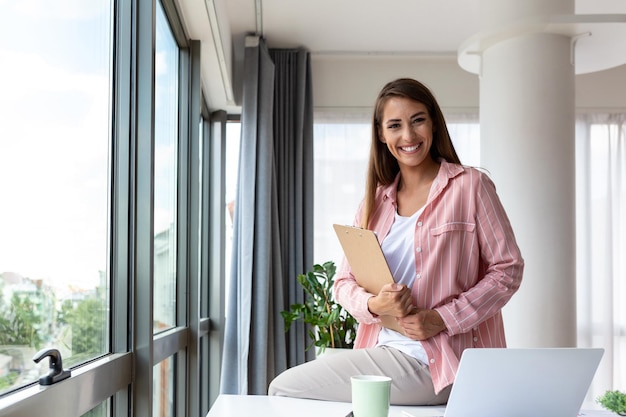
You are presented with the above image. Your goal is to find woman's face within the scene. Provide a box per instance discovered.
[378,97,434,169]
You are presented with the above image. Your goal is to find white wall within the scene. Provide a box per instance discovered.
[311,56,626,111]
[311,55,479,111]
[576,64,626,110]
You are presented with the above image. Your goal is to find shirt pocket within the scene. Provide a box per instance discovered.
[430,222,476,236]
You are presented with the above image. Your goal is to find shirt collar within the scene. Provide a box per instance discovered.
[381,159,465,203]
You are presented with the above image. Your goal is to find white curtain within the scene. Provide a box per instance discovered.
[576,113,626,398]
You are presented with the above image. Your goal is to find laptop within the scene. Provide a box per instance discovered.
[439,347,604,417]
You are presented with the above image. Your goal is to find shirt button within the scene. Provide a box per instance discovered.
[473,337,478,342]
[417,221,423,227]
[430,358,435,364]
[416,273,421,279]
[416,247,422,253]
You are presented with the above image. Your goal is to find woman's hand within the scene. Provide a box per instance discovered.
[367,283,414,318]
[397,309,447,341]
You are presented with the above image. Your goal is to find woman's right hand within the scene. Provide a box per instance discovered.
[367,283,414,318]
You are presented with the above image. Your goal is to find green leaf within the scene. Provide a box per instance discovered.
[597,390,626,415]
[280,261,358,350]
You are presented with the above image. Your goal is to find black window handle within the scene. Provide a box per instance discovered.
[32,348,71,385]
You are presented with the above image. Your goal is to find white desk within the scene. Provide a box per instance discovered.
[207,395,613,417]
[207,395,444,416]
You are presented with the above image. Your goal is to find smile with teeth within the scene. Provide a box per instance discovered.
[400,142,422,152]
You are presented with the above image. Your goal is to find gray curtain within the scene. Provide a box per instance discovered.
[220,36,314,395]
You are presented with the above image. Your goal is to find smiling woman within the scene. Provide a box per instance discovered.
[271,79,523,405]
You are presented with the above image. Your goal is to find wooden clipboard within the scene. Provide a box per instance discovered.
[332,224,405,334]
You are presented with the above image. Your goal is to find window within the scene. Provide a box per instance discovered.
[0,1,220,416]
[224,119,241,308]
[0,0,112,396]
[576,114,626,398]
[154,356,175,417]
[154,0,179,334]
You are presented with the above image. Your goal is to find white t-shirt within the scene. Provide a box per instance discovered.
[375,206,429,365]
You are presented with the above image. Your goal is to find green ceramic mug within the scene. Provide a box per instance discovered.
[351,375,392,417]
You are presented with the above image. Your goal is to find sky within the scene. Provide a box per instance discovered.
[0,0,200,292]
[0,1,112,289]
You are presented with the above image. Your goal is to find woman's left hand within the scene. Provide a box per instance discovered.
[396,309,447,341]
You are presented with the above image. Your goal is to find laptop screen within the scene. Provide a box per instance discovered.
[444,348,604,417]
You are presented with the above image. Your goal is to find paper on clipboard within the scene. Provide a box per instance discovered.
[332,224,405,335]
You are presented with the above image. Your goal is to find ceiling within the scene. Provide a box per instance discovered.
[223,0,626,52]
[178,0,626,113]
[225,0,482,54]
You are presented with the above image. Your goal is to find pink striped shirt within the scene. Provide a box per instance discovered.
[334,160,524,394]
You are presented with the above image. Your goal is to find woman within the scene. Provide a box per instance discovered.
[269,78,524,405]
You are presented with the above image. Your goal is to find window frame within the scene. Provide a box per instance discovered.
[0,0,224,415]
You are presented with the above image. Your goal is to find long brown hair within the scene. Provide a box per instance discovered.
[361,78,461,228]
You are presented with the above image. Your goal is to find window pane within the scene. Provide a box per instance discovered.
[446,120,481,167]
[0,1,112,395]
[153,1,179,333]
[313,120,370,266]
[224,120,240,311]
[81,399,110,417]
[153,356,174,417]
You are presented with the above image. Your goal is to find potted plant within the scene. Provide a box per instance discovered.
[281,261,358,354]
[597,390,626,415]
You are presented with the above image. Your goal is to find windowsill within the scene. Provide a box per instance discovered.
[0,352,132,416]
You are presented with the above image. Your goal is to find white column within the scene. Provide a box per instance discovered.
[478,0,576,347]
[481,33,576,347]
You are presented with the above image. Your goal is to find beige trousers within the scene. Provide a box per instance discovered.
[268,346,451,405]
